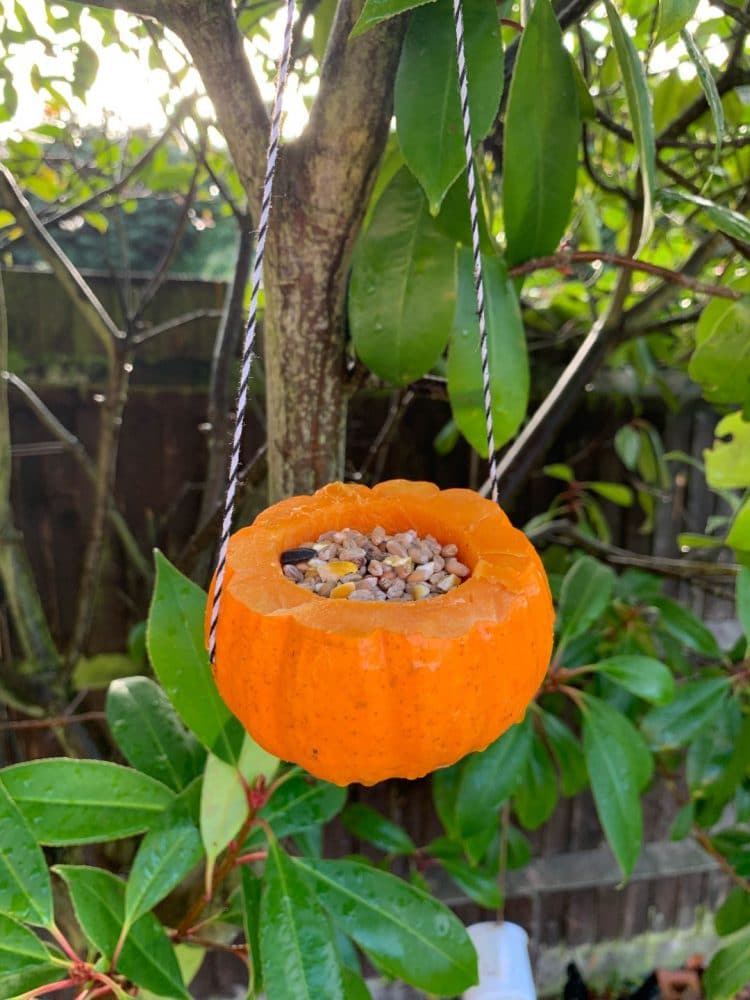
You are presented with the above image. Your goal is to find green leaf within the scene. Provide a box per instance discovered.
[615,425,641,471]
[125,811,203,928]
[558,556,615,640]
[604,0,656,255]
[295,858,478,995]
[2,759,173,845]
[704,926,750,1000]
[0,779,52,927]
[2,964,68,1000]
[582,695,653,878]
[432,763,462,837]
[0,914,58,987]
[642,677,730,749]
[587,482,634,507]
[350,0,435,37]
[341,966,373,1000]
[72,653,136,690]
[544,463,574,483]
[664,190,750,245]
[261,840,344,1000]
[447,249,529,455]
[649,596,721,656]
[106,676,206,792]
[241,867,264,997]
[715,887,750,936]
[455,716,534,838]
[705,413,750,490]
[689,298,750,408]
[147,552,244,764]
[503,0,579,265]
[54,866,188,999]
[260,772,347,838]
[728,497,750,553]
[395,0,503,212]
[72,40,99,97]
[437,857,502,909]
[514,733,558,830]
[341,804,416,855]
[349,169,457,386]
[540,710,587,797]
[738,568,750,641]
[590,655,675,704]
[656,0,698,40]
[669,801,694,841]
[680,29,724,161]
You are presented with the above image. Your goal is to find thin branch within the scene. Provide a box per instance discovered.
[3,373,151,580]
[0,166,123,363]
[508,251,743,301]
[357,389,414,481]
[0,710,106,732]
[131,158,203,323]
[693,827,750,894]
[530,520,739,582]
[131,308,224,347]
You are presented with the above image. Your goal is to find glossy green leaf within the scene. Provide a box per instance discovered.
[295,858,478,995]
[147,551,244,764]
[656,0,698,39]
[342,804,416,855]
[125,812,203,927]
[680,30,723,161]
[715,887,750,936]
[106,676,206,792]
[649,596,721,656]
[0,914,59,989]
[54,866,189,998]
[447,249,529,455]
[582,696,653,878]
[514,734,558,830]
[341,966,373,1000]
[642,677,730,749]
[587,482,634,507]
[261,840,344,1000]
[737,568,750,641]
[395,0,503,212]
[503,0,579,264]
[260,772,347,838]
[558,556,615,639]
[704,926,750,1000]
[604,0,656,255]
[615,425,641,470]
[350,0,435,37]
[2,759,173,845]
[455,716,533,838]
[241,867,264,996]
[705,413,750,490]
[438,857,502,909]
[728,497,750,553]
[349,169,457,386]
[2,964,68,1000]
[540,710,587,797]
[432,763,462,837]
[689,297,750,408]
[0,779,52,927]
[590,655,675,704]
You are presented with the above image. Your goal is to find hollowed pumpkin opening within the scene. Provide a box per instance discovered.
[207,479,554,786]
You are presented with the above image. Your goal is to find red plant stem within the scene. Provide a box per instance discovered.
[234,850,268,866]
[49,924,81,964]
[559,684,586,711]
[508,251,743,301]
[23,980,77,999]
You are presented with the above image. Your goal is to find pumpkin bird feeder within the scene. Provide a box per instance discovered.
[206,0,554,786]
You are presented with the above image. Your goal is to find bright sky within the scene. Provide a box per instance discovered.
[0,0,731,142]
[0,0,314,140]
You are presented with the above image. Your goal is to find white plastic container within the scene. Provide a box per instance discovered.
[462,921,536,1000]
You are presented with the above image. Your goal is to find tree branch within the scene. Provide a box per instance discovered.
[131,309,223,347]
[0,165,124,364]
[166,2,270,204]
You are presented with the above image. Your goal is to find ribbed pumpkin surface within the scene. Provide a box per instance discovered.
[207,480,554,786]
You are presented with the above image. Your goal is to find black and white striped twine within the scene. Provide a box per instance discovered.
[208,0,501,664]
[452,0,500,503]
[208,0,296,665]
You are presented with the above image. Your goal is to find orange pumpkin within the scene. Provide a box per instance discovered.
[207,480,553,786]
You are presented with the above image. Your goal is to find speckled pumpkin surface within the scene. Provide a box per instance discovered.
[207,480,554,786]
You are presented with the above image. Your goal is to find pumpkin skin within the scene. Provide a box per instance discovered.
[207,480,553,786]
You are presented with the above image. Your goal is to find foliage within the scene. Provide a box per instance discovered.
[1,0,750,993]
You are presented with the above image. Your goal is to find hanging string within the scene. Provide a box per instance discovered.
[452,0,500,504]
[208,0,296,665]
